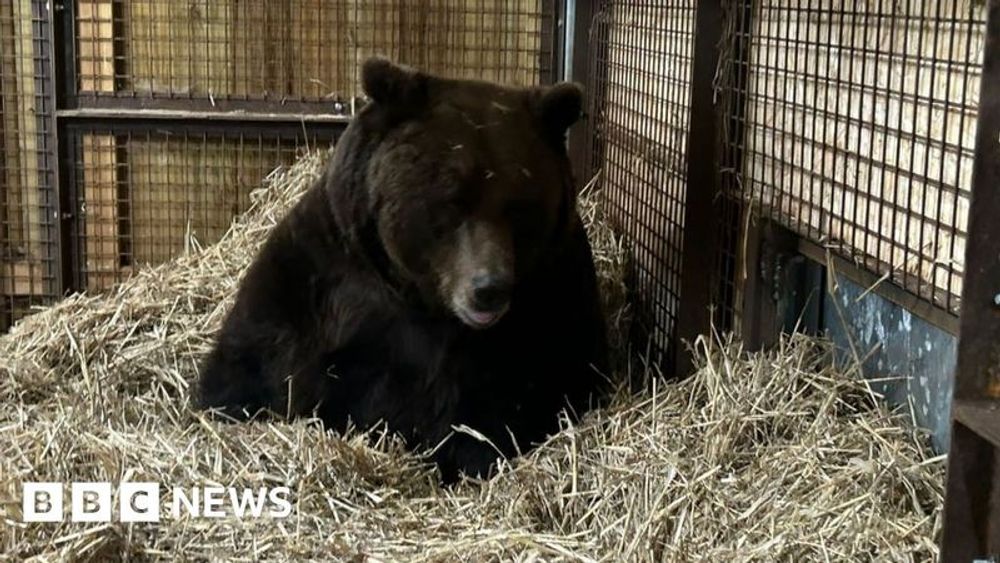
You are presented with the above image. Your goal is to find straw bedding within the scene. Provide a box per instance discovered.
[1,151,944,561]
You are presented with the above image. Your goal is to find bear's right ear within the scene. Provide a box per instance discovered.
[533,82,584,144]
[361,56,428,108]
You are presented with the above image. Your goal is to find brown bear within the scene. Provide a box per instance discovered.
[193,57,609,483]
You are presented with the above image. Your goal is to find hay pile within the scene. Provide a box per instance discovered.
[1,151,944,561]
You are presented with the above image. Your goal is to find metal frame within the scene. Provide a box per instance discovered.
[577,1,704,375]
[572,0,728,375]
[32,0,63,304]
[38,0,62,297]
[675,0,724,375]
[566,0,599,184]
[59,119,344,291]
[49,0,349,296]
[714,0,755,338]
[942,0,1000,558]
[714,0,983,347]
[0,0,63,330]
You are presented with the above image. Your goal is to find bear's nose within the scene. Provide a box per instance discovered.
[470,274,513,312]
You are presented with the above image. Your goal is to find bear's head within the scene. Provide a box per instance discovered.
[331,56,585,329]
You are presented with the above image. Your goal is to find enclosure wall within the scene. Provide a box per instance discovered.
[0,0,58,331]
[582,0,988,369]
[585,1,697,368]
[70,0,555,107]
[717,0,986,322]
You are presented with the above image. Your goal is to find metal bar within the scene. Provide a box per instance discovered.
[719,0,755,336]
[539,0,558,85]
[948,1,1000,404]
[36,0,61,299]
[943,422,1000,560]
[954,401,1000,450]
[54,0,75,107]
[566,0,596,184]
[674,0,723,376]
[547,0,564,84]
[942,0,1000,559]
[52,0,72,296]
[60,118,347,141]
[58,128,79,294]
[63,95,357,116]
[562,0,575,83]
[58,108,354,124]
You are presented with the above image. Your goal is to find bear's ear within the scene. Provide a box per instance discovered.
[361,56,428,107]
[534,82,584,141]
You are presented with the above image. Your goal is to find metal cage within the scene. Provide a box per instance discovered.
[0,0,561,330]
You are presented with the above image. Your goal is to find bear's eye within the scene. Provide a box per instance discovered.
[428,210,456,238]
[439,186,477,218]
[427,195,466,237]
[506,199,541,219]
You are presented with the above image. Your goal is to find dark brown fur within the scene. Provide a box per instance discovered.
[193,57,609,482]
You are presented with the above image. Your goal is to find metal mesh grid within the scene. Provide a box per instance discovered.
[719,0,987,318]
[714,0,755,333]
[586,1,697,366]
[1,0,58,331]
[66,127,334,291]
[72,0,555,104]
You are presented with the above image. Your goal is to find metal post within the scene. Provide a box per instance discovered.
[566,0,597,186]
[35,0,62,300]
[941,0,1000,559]
[675,0,724,376]
[562,0,576,83]
[52,0,75,296]
[717,0,756,340]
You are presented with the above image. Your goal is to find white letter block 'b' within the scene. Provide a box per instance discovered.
[72,483,112,522]
[23,483,63,522]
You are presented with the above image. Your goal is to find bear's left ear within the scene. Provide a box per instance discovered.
[533,82,584,142]
[361,55,428,108]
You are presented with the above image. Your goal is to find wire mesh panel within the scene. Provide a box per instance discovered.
[59,1,560,294]
[586,1,697,367]
[718,0,987,319]
[65,126,335,291]
[72,0,555,105]
[0,1,560,334]
[1,0,58,331]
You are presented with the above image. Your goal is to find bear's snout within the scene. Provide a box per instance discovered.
[453,269,513,329]
[447,220,514,329]
[454,273,512,328]
[470,273,512,312]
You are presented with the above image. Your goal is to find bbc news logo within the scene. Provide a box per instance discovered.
[22,482,292,523]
